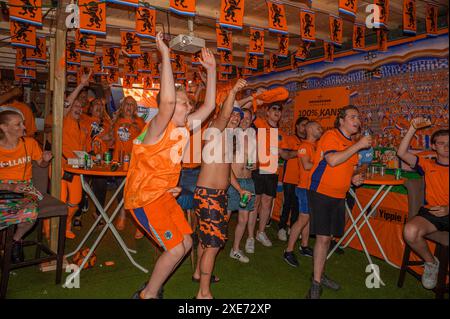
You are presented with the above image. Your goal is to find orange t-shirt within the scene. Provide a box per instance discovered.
[281,135,302,185]
[62,115,87,162]
[81,115,112,154]
[415,156,449,207]
[297,140,316,189]
[113,117,145,161]
[309,129,358,199]
[124,121,189,209]
[0,137,42,181]
[253,117,288,175]
[8,101,37,137]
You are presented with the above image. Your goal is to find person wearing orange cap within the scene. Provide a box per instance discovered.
[126,33,217,299]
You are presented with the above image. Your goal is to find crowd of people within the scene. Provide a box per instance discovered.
[0,32,448,299]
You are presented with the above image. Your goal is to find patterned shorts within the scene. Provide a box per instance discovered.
[193,186,228,248]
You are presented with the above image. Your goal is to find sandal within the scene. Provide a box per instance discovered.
[191,275,220,284]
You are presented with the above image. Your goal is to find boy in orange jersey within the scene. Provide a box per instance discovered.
[283,121,323,267]
[306,106,371,299]
[192,78,248,299]
[398,119,448,290]
[124,32,217,299]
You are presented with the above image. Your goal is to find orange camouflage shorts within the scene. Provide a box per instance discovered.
[193,186,229,248]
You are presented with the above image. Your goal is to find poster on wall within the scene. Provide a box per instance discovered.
[294,87,350,131]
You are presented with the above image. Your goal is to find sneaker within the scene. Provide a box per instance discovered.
[319,274,340,291]
[265,219,272,228]
[299,246,314,258]
[422,256,440,290]
[306,280,322,299]
[277,229,287,241]
[230,250,250,263]
[256,232,272,247]
[283,251,299,268]
[329,240,344,255]
[245,238,255,254]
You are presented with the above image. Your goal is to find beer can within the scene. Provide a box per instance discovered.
[239,193,250,208]
[123,154,130,171]
[104,151,112,165]
[395,168,401,180]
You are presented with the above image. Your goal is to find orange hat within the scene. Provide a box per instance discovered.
[252,86,289,112]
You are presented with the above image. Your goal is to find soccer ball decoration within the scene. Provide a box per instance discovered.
[72,248,97,269]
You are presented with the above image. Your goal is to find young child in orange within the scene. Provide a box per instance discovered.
[0,109,52,262]
[398,119,448,290]
[125,32,217,299]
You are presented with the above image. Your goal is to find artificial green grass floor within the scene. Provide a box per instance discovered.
[6,208,436,299]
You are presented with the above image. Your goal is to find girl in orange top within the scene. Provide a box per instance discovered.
[112,96,145,235]
[0,109,52,262]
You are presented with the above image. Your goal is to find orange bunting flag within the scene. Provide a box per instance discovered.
[295,40,311,61]
[218,72,228,82]
[79,0,106,36]
[66,63,78,74]
[267,1,288,34]
[16,47,35,69]
[352,23,366,51]
[426,3,438,36]
[138,52,152,73]
[374,0,389,28]
[151,61,160,78]
[220,65,233,74]
[300,9,316,43]
[66,41,81,65]
[136,5,156,39]
[217,26,232,51]
[329,15,343,46]
[124,57,138,75]
[291,55,301,69]
[277,34,289,57]
[76,30,96,55]
[269,52,278,70]
[10,20,36,48]
[27,35,46,63]
[123,74,136,89]
[403,0,416,35]
[249,27,264,56]
[324,41,334,63]
[8,0,42,26]
[220,50,233,65]
[192,51,202,65]
[219,0,245,30]
[172,53,185,74]
[142,74,153,90]
[338,0,358,18]
[107,0,138,7]
[103,47,120,69]
[245,51,258,70]
[377,28,388,52]
[121,30,141,57]
[264,58,272,73]
[106,68,119,84]
[93,55,106,75]
[170,0,196,16]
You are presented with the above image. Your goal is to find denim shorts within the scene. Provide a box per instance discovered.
[227,178,255,212]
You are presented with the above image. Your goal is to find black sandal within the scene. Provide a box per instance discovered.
[191,275,220,284]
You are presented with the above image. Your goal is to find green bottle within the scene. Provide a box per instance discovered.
[239,193,250,208]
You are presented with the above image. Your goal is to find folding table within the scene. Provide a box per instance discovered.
[327,174,405,275]
[63,164,148,287]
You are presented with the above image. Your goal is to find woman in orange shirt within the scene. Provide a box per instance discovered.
[0,109,52,263]
[112,96,145,237]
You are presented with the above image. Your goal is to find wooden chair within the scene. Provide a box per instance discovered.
[398,177,449,299]
[0,162,67,299]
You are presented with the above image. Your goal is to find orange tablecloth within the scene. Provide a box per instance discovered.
[64,164,128,177]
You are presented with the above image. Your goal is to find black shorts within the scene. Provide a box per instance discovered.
[417,206,449,232]
[252,170,278,198]
[309,190,346,237]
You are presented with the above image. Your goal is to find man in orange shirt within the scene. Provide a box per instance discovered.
[277,116,309,242]
[125,32,217,299]
[0,87,37,137]
[306,105,371,299]
[398,119,448,290]
[283,121,322,267]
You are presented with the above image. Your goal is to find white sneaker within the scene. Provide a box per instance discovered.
[278,229,287,241]
[422,256,440,289]
[230,249,250,263]
[245,238,255,254]
[256,232,273,247]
